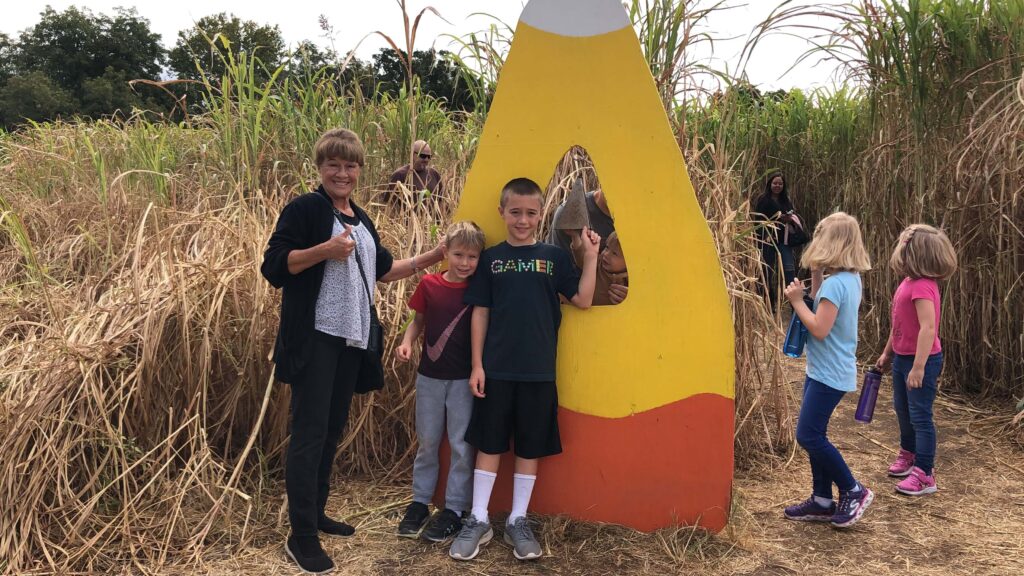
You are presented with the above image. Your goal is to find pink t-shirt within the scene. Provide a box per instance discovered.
[891,277,942,355]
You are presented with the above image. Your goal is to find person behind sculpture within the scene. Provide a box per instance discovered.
[754,172,806,309]
[261,128,446,575]
[548,182,626,304]
[547,183,614,250]
[781,212,874,529]
[394,221,486,542]
[874,224,957,496]
[449,177,599,562]
[594,231,628,306]
[389,139,444,195]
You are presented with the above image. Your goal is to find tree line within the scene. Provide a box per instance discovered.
[0,6,477,129]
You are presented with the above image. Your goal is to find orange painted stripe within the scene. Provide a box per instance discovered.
[435,393,733,532]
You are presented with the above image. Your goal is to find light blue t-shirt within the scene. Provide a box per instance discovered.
[806,271,861,392]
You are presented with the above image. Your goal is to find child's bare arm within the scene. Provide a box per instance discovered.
[569,227,600,309]
[469,307,489,398]
[907,299,936,388]
[395,313,425,362]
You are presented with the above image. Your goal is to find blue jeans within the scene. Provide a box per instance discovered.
[892,352,943,475]
[796,376,857,498]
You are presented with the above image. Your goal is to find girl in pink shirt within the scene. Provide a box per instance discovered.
[875,224,958,496]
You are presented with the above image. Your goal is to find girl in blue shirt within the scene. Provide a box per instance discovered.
[782,212,874,528]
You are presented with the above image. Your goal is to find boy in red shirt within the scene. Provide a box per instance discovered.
[395,222,486,541]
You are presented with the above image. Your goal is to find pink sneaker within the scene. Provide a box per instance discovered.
[896,467,937,496]
[888,449,915,477]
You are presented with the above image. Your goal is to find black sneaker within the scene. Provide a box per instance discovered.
[421,509,464,542]
[318,515,355,538]
[285,535,334,574]
[397,501,430,538]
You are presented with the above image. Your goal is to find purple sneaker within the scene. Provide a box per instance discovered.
[784,497,836,522]
[830,486,874,528]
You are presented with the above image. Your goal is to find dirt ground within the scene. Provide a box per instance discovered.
[182,358,1023,576]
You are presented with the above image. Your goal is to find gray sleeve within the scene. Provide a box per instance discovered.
[546,204,569,249]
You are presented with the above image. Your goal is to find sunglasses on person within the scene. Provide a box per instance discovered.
[418,153,432,160]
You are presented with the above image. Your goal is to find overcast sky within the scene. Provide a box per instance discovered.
[5,1,852,91]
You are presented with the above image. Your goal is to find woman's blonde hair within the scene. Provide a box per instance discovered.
[800,212,872,272]
[314,128,365,167]
[446,221,485,252]
[889,224,958,280]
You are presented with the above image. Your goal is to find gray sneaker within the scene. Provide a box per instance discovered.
[448,516,493,561]
[503,516,542,560]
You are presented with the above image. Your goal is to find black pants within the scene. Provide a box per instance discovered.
[286,334,361,537]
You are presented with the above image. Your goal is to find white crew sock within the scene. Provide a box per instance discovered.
[813,495,833,508]
[508,473,537,525]
[470,469,496,522]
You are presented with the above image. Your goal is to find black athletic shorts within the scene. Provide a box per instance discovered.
[464,379,562,459]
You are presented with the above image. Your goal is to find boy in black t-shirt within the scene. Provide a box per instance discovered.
[394,222,486,542]
[449,178,599,562]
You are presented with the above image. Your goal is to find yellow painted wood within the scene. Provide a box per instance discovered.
[454,19,734,419]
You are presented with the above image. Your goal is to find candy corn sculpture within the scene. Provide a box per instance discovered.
[441,0,735,532]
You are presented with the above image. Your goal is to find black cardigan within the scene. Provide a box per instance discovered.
[261,186,394,383]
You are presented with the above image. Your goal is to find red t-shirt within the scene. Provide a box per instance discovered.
[408,272,472,379]
[891,277,942,355]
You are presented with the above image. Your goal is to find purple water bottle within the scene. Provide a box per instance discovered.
[855,368,882,423]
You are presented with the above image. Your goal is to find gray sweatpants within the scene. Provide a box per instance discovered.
[412,374,475,512]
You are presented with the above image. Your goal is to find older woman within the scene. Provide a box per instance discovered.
[262,128,444,574]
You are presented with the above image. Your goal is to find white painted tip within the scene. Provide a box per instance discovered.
[520,0,631,37]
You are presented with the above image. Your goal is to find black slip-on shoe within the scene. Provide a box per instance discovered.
[318,515,355,538]
[285,535,334,574]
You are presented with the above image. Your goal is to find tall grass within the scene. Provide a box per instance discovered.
[0,48,479,571]
[682,0,1024,400]
[1,0,1022,572]
[812,0,1024,398]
